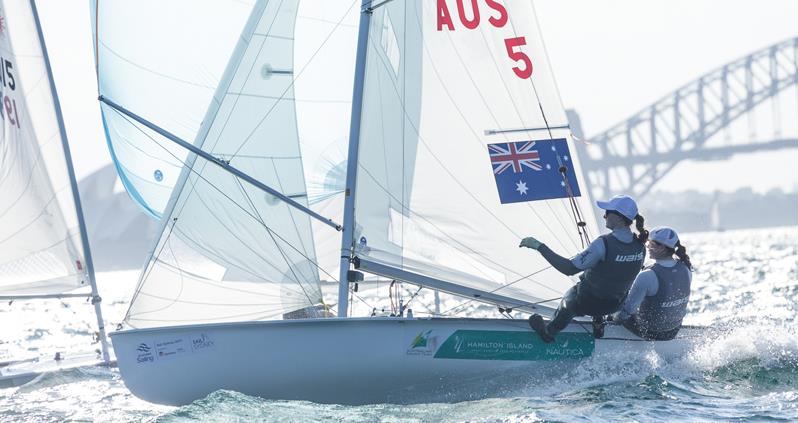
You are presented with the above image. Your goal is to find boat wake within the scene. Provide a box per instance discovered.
[510,318,798,399]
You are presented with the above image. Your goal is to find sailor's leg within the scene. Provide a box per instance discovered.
[546,286,580,336]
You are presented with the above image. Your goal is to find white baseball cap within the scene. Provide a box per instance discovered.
[596,195,638,221]
[649,226,680,249]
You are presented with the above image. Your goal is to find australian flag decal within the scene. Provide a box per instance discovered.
[488,138,581,204]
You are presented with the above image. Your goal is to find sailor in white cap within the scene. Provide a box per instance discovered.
[614,226,693,340]
[520,194,649,343]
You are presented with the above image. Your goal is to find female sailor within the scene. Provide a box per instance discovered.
[519,195,648,343]
[614,226,692,340]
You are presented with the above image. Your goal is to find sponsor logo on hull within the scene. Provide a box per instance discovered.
[134,333,216,365]
[433,330,594,361]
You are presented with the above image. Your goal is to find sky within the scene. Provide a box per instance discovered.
[37,0,798,194]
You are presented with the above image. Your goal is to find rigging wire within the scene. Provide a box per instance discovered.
[504,5,591,249]
[110,111,340,322]
[440,265,558,316]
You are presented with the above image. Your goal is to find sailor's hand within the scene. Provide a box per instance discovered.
[519,236,542,250]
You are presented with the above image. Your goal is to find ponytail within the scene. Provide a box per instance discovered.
[674,241,692,270]
[633,214,649,244]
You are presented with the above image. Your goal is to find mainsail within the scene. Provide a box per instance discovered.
[0,1,87,296]
[346,0,599,313]
[98,0,359,328]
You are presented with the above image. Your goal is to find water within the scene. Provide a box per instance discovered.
[1,227,797,422]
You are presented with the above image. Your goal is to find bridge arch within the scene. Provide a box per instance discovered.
[574,36,798,200]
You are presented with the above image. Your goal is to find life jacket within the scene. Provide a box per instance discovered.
[637,262,691,333]
[579,234,645,302]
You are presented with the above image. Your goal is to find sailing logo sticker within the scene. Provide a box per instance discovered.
[135,342,154,364]
[488,138,581,204]
[406,330,438,356]
[190,333,215,352]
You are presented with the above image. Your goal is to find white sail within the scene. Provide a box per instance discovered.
[117,0,358,328]
[91,0,256,218]
[0,1,87,296]
[350,0,599,311]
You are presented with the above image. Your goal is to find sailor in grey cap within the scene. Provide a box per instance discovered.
[520,194,649,343]
[613,226,693,340]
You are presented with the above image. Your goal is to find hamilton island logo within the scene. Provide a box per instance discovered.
[407,330,437,356]
[136,342,154,364]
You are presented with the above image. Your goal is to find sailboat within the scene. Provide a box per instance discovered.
[0,0,110,387]
[94,0,703,405]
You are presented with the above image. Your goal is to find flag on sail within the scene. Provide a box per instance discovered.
[488,138,581,204]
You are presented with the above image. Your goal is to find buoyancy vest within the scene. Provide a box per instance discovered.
[579,234,645,302]
[637,262,691,333]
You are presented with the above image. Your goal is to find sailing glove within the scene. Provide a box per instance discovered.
[519,236,543,250]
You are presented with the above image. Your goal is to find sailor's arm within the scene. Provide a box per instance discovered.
[616,270,659,320]
[520,237,604,276]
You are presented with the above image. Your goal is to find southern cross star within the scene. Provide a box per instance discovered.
[516,180,528,195]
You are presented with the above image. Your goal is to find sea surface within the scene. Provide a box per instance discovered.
[1,226,796,422]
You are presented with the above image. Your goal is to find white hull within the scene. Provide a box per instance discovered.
[112,318,703,405]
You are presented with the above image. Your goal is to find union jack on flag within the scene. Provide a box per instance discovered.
[489,141,542,175]
[487,138,581,204]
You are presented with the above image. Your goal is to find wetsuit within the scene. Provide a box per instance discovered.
[618,259,692,340]
[537,227,646,336]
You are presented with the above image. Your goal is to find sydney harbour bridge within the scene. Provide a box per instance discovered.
[572,36,798,201]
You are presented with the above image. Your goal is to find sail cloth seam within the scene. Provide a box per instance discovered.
[125,216,178,323]
[436,11,579,252]
[171,188,319,299]
[130,166,335,307]
[117,0,278,326]
[102,113,186,165]
[403,8,577,252]
[203,0,287,162]
[113,109,340,292]
[219,92,350,104]
[357,164,539,284]
[476,22,578,249]
[299,14,358,29]
[0,192,64,245]
[232,177,319,307]
[365,33,531,245]
[129,232,187,320]
[503,5,590,248]
[360,35,580,275]
[226,0,359,160]
[99,97,340,230]
[0,236,73,270]
[97,41,217,90]
[143,257,304,299]
[0,131,57,219]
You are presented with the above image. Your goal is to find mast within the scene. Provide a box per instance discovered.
[29,0,110,365]
[337,0,374,317]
